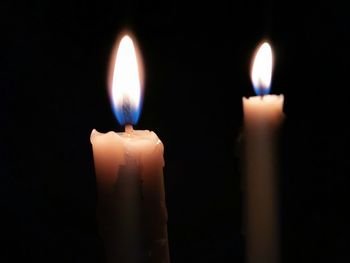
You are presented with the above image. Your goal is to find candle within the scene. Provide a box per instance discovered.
[242,42,284,263]
[90,33,170,263]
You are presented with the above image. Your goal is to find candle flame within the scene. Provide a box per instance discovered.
[251,42,273,95]
[108,33,144,126]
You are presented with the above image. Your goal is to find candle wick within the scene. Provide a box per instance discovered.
[259,87,264,100]
[125,124,134,134]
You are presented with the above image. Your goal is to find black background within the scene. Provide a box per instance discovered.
[1,0,349,262]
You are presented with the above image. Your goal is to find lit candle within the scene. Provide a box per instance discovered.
[90,33,170,263]
[242,42,284,263]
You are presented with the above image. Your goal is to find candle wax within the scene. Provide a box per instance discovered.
[242,94,284,263]
[91,129,170,263]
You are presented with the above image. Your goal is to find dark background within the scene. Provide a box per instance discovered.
[1,0,349,262]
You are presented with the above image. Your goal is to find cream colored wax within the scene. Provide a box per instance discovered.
[243,94,284,263]
[90,129,170,263]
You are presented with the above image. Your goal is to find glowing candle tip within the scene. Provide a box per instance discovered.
[109,32,144,126]
[251,41,273,96]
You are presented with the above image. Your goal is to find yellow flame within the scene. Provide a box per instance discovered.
[251,42,273,91]
[111,35,142,113]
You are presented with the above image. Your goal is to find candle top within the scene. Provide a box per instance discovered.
[91,129,161,146]
[242,95,284,125]
[243,94,283,104]
[90,129,164,166]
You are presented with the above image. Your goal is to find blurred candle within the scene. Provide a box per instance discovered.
[90,33,170,263]
[242,42,284,263]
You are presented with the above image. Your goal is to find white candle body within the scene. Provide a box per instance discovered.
[242,95,284,263]
[90,129,170,263]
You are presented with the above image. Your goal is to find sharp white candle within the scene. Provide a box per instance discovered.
[243,42,284,263]
[90,33,170,263]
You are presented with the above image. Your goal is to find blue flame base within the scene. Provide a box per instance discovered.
[113,104,141,126]
[254,87,271,96]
